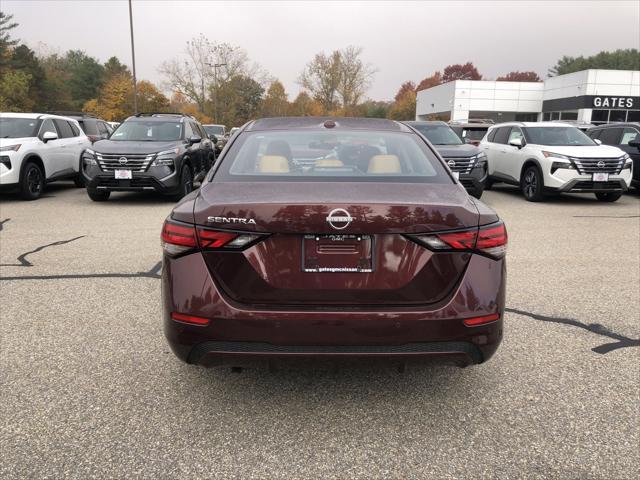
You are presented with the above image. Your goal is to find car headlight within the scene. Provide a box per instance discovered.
[152,148,179,166]
[542,151,571,161]
[622,154,632,170]
[82,148,97,166]
[0,144,21,152]
[472,152,487,168]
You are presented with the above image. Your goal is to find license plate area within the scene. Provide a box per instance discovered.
[592,172,609,182]
[302,234,373,273]
[115,169,133,179]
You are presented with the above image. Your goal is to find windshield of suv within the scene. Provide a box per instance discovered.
[204,125,225,136]
[524,126,596,146]
[110,121,182,141]
[215,130,450,183]
[411,124,463,145]
[0,117,39,138]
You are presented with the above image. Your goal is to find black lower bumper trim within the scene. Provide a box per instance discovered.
[556,178,628,193]
[188,340,484,364]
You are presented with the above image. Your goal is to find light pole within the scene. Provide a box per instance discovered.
[128,0,138,113]
[206,62,226,123]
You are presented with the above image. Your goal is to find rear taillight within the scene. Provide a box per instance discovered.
[407,221,507,259]
[171,312,210,326]
[463,313,500,327]
[161,218,266,256]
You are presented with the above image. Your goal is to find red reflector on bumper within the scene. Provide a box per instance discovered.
[463,313,500,327]
[171,312,210,326]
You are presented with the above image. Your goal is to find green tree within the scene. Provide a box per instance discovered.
[215,75,264,126]
[357,100,391,118]
[65,50,105,109]
[289,91,324,116]
[549,49,640,76]
[39,53,73,110]
[103,56,130,81]
[11,44,46,110]
[0,70,33,111]
[0,11,18,70]
[261,80,289,117]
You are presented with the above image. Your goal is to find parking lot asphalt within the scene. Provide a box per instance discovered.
[1,183,639,479]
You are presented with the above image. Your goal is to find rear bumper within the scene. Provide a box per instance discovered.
[162,252,506,367]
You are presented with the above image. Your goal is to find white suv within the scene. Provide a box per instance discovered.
[0,113,90,200]
[480,122,632,202]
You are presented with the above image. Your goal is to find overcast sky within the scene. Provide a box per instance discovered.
[4,0,639,100]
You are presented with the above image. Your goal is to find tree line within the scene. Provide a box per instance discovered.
[1,11,639,124]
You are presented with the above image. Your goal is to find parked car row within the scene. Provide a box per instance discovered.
[0,111,223,200]
[408,120,637,202]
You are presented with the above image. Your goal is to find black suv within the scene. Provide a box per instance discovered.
[405,121,488,198]
[81,113,215,201]
[48,111,113,143]
[586,122,640,191]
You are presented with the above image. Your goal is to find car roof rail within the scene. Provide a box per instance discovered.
[134,112,194,119]
[47,110,96,118]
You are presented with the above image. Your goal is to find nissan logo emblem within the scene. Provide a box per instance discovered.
[119,157,128,165]
[596,161,605,168]
[326,208,353,230]
[447,159,456,168]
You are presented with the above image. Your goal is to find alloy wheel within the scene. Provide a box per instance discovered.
[27,166,43,195]
[524,170,537,199]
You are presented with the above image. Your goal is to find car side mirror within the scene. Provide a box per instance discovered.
[42,131,58,143]
[594,138,602,145]
[628,140,640,149]
[508,137,523,148]
[189,135,202,145]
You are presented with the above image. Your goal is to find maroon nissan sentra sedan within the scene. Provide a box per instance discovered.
[161,117,507,368]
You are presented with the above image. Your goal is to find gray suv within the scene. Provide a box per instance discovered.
[81,113,215,201]
[406,121,488,198]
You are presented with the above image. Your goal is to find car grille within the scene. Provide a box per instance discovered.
[571,180,624,191]
[443,156,474,173]
[573,157,623,175]
[96,153,154,172]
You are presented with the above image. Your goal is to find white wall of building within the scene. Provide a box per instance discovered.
[415,69,640,122]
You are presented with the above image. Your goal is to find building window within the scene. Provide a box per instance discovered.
[560,111,578,120]
[609,110,627,122]
[551,112,560,120]
[628,110,640,122]
[591,110,608,124]
[543,112,551,121]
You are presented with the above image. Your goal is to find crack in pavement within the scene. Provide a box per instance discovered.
[505,307,640,354]
[0,236,86,267]
[0,261,162,281]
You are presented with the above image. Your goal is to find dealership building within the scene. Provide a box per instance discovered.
[415,69,640,124]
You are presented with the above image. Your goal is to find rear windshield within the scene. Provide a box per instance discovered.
[0,117,39,138]
[411,124,463,145]
[524,126,596,146]
[204,125,225,136]
[110,121,182,141]
[462,128,487,141]
[214,130,451,183]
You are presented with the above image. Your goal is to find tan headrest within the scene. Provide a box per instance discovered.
[259,155,289,173]
[315,159,344,168]
[367,154,401,174]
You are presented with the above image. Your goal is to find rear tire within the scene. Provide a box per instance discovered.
[521,166,546,202]
[171,164,193,201]
[20,162,45,200]
[87,188,110,202]
[595,192,622,202]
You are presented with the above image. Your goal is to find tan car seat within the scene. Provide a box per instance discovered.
[367,154,401,174]
[259,155,290,173]
[315,159,344,168]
